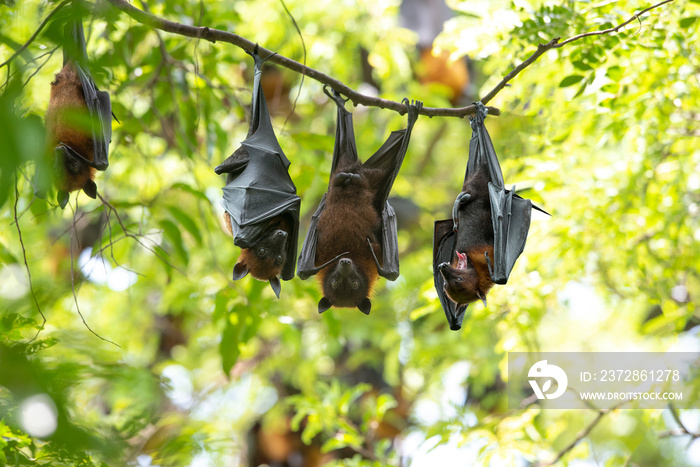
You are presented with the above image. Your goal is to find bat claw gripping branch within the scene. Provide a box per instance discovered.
[323,85,350,108]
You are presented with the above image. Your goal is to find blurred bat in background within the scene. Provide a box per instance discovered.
[42,1,112,208]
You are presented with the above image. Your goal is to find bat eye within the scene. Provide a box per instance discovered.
[454,277,463,282]
[331,279,339,289]
[351,281,359,289]
[257,247,267,257]
[67,160,81,174]
[275,255,283,265]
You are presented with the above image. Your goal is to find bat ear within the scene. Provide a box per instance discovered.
[269,276,281,298]
[318,297,332,314]
[57,190,69,209]
[232,261,249,280]
[357,298,371,315]
[83,180,97,199]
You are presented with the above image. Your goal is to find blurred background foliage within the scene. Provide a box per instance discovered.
[1,0,699,465]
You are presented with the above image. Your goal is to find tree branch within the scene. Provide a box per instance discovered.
[103,0,498,117]
[482,0,675,105]
[555,0,676,48]
[481,38,561,106]
[536,403,625,466]
[663,404,700,439]
[103,0,675,119]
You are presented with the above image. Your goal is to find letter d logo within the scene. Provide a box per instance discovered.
[528,360,568,400]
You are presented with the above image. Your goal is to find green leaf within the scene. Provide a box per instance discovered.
[219,305,250,375]
[167,206,202,245]
[559,75,585,87]
[292,132,335,151]
[219,317,241,376]
[571,60,593,71]
[170,182,210,202]
[321,437,349,453]
[606,65,624,81]
[375,394,398,419]
[159,219,189,265]
[680,17,698,28]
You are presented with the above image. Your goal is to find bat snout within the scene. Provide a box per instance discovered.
[437,262,452,277]
[339,258,353,269]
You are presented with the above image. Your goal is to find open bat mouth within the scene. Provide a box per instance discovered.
[456,251,468,269]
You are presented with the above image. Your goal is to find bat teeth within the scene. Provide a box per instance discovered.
[455,251,468,269]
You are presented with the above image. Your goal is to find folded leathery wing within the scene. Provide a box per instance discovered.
[433,102,548,330]
[41,1,113,208]
[297,86,421,315]
[215,47,301,297]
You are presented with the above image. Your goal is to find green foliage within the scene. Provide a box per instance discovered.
[1,0,699,465]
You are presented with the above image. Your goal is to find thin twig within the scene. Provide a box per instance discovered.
[665,404,700,439]
[471,0,676,105]
[0,0,72,69]
[22,46,58,87]
[97,192,185,275]
[481,38,561,106]
[554,0,675,48]
[13,175,45,341]
[1,46,60,91]
[278,0,306,129]
[536,402,625,466]
[69,198,121,347]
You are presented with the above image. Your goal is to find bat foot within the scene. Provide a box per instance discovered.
[334,172,361,186]
[452,192,471,230]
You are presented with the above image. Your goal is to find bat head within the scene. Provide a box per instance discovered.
[53,147,98,207]
[438,261,490,307]
[232,229,288,296]
[318,258,372,315]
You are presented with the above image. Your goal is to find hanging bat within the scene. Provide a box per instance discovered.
[43,3,112,209]
[215,47,301,298]
[433,102,548,330]
[297,87,421,315]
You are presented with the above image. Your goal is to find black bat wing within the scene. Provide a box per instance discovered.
[365,99,421,210]
[296,193,326,280]
[220,49,300,280]
[433,219,468,330]
[214,147,249,179]
[364,99,422,280]
[75,64,111,171]
[487,184,532,284]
